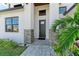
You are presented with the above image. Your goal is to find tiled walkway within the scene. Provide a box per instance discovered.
[21,40,56,56]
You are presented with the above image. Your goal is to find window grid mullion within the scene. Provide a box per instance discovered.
[11,18,13,32]
[5,17,19,32]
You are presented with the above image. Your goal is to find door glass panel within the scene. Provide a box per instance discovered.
[41,21,44,24]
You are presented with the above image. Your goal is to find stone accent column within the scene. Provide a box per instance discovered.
[49,29,57,45]
[49,4,59,45]
[24,29,34,44]
[24,3,34,44]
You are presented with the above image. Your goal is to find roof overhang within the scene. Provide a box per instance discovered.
[63,3,77,15]
[34,3,49,6]
[0,6,23,12]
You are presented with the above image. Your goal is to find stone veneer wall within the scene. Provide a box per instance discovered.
[49,29,57,45]
[24,29,34,45]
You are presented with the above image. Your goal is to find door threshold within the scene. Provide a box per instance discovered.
[39,37,45,40]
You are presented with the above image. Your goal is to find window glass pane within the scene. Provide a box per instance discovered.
[6,25,12,32]
[13,25,18,32]
[39,10,46,16]
[12,17,18,24]
[5,17,19,32]
[59,7,66,14]
[6,18,12,25]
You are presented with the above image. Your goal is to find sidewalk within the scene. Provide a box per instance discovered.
[21,40,56,56]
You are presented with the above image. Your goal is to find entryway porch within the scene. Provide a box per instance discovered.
[34,3,49,40]
[24,3,59,46]
[21,39,55,56]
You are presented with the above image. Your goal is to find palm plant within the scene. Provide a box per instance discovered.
[52,4,79,55]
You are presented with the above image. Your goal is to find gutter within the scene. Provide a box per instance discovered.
[0,6,23,12]
[63,3,77,15]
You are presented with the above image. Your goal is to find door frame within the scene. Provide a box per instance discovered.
[34,5,49,39]
[39,20,46,39]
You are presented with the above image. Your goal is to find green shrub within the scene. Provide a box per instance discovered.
[73,48,79,56]
[51,4,79,55]
[71,45,79,56]
[0,39,18,48]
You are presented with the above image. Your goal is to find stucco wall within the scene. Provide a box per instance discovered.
[0,9,25,45]
[49,3,59,29]
[0,3,35,45]
[49,3,59,44]
[24,3,34,29]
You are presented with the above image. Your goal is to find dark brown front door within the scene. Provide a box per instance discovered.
[39,20,46,40]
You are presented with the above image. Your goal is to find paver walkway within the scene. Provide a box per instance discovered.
[21,39,56,56]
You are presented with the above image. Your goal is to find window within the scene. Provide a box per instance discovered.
[5,17,19,32]
[39,10,46,16]
[59,6,66,14]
